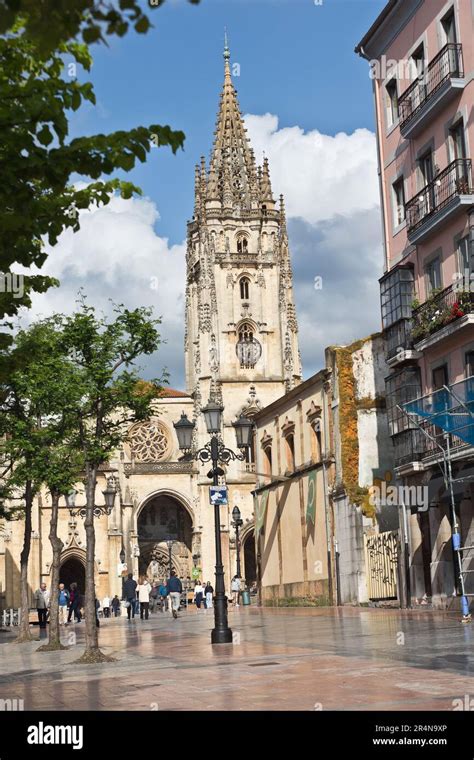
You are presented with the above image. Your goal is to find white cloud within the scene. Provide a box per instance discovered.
[244,113,382,378]
[244,113,380,224]
[19,114,382,387]
[22,194,186,384]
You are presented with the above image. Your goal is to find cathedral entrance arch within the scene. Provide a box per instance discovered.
[59,553,86,595]
[137,493,193,583]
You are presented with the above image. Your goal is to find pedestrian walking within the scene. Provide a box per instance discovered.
[95,598,100,627]
[102,595,111,618]
[193,580,204,610]
[204,581,214,610]
[67,583,82,623]
[149,583,159,613]
[167,570,182,619]
[123,573,138,621]
[138,577,152,620]
[158,580,168,613]
[58,583,70,625]
[231,575,241,607]
[111,595,121,617]
[34,583,50,629]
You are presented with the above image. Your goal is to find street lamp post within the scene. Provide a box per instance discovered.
[166,538,174,576]
[174,401,253,644]
[232,506,244,579]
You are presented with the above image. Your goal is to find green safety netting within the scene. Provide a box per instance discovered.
[403,376,474,447]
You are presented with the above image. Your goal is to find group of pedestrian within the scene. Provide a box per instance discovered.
[33,581,84,628]
[192,580,214,610]
[34,571,244,630]
[123,570,184,620]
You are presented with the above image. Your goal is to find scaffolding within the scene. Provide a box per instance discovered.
[398,375,474,622]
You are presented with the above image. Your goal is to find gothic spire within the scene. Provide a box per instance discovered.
[260,156,274,202]
[208,38,257,209]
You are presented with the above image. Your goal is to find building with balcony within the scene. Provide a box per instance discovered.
[356,0,474,611]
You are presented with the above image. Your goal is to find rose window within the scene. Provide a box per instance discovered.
[129,421,169,462]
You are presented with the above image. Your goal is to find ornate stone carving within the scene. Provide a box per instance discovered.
[128,420,170,463]
[123,462,195,475]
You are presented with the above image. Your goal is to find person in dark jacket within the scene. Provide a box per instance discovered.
[167,570,182,619]
[123,573,138,621]
[67,582,82,623]
[111,595,121,617]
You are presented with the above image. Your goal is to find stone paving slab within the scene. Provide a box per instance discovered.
[0,606,473,711]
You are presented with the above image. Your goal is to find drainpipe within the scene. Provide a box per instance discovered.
[322,372,337,606]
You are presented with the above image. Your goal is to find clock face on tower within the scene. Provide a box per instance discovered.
[236,333,262,369]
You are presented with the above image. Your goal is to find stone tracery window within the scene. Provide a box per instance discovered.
[240,276,250,300]
[128,420,170,462]
[237,236,248,254]
[236,322,262,368]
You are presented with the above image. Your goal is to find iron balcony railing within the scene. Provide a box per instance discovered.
[412,283,474,343]
[399,43,463,129]
[405,158,472,234]
[393,422,470,468]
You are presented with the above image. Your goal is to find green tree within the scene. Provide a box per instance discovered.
[0,326,57,642]
[9,319,86,651]
[0,30,185,347]
[0,1,200,55]
[58,300,165,662]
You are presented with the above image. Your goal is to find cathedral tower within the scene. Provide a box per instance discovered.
[184,41,301,435]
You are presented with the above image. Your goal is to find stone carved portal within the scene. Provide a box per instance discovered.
[137,495,193,581]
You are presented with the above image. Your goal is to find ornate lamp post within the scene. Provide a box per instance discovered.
[166,538,175,576]
[174,401,253,644]
[66,475,118,519]
[231,506,243,579]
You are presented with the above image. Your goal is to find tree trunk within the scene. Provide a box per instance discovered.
[16,479,34,642]
[37,489,66,651]
[76,463,113,663]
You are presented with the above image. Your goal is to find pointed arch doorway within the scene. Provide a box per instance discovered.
[59,556,86,595]
[137,493,193,583]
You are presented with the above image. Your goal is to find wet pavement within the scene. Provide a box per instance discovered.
[0,606,473,711]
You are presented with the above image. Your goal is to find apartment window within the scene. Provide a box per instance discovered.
[457,235,473,276]
[411,43,425,80]
[419,150,434,187]
[441,9,457,45]
[392,177,406,227]
[386,79,399,127]
[239,276,250,300]
[449,120,467,161]
[466,351,474,378]
[432,364,448,390]
[380,265,414,329]
[425,257,442,295]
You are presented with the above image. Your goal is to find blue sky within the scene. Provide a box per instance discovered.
[31,0,388,388]
[72,0,386,243]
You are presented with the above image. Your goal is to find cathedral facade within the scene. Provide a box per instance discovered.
[0,45,301,609]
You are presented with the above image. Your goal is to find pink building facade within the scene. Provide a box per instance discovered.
[357,0,474,611]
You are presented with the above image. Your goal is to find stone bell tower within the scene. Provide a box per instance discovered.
[184,38,301,436]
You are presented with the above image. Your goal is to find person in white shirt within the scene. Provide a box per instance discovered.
[137,577,152,620]
[231,575,241,607]
[102,595,110,618]
[193,581,204,610]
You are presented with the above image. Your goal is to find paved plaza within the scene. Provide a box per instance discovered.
[0,606,473,711]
